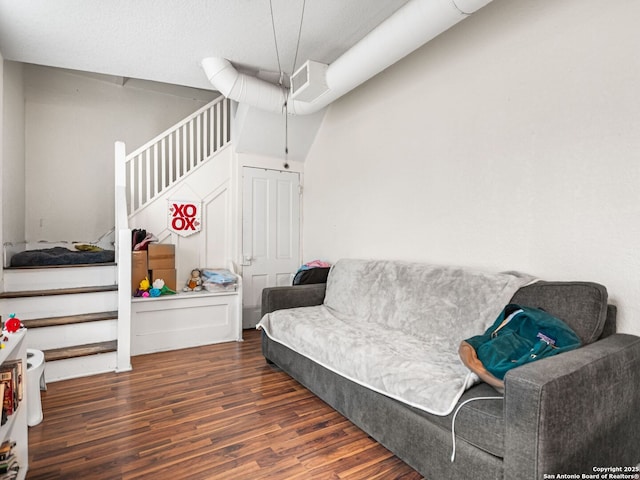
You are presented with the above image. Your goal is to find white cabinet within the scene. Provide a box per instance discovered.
[131,291,242,356]
[0,329,28,479]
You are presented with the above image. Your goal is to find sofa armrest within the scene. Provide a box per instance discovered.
[261,283,327,316]
[503,333,640,478]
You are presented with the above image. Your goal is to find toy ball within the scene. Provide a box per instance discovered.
[142,291,150,298]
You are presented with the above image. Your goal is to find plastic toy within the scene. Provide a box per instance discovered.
[134,277,151,297]
[152,279,176,295]
[135,276,177,297]
[183,269,203,292]
[5,313,22,333]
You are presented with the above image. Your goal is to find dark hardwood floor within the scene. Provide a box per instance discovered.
[27,329,423,479]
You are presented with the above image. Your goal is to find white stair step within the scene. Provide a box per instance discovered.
[26,319,117,351]
[3,264,117,291]
[0,286,118,319]
[44,350,118,383]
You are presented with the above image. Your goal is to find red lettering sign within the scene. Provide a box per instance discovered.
[168,201,201,237]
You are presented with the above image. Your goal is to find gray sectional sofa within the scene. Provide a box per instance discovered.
[259,259,640,479]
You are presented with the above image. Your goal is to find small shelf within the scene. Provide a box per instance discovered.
[131,289,238,303]
[0,328,28,478]
[0,329,26,364]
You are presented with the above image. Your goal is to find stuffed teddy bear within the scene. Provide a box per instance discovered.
[183,269,203,291]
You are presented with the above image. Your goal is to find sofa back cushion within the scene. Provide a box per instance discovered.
[509,281,608,345]
[324,258,532,343]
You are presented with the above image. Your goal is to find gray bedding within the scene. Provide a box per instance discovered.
[10,247,115,267]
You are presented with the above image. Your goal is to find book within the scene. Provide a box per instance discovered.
[0,384,4,426]
[0,441,18,479]
[0,453,17,474]
[0,361,22,417]
[14,361,22,403]
[0,371,13,416]
[0,441,14,462]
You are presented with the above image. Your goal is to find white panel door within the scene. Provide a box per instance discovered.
[242,167,300,328]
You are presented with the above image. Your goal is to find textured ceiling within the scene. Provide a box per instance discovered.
[0,0,411,90]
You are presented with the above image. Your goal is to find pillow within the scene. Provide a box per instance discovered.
[509,281,608,345]
[74,243,103,252]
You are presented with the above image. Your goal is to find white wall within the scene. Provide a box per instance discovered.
[233,103,325,163]
[23,65,218,244]
[303,0,640,336]
[2,61,25,246]
[0,53,4,288]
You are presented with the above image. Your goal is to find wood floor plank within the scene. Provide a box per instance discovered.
[27,329,424,480]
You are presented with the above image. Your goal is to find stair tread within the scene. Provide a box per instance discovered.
[45,341,117,362]
[22,311,118,329]
[0,284,117,299]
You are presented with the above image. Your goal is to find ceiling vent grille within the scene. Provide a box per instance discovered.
[290,60,329,103]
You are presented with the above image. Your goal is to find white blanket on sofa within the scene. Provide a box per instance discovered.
[258,259,533,415]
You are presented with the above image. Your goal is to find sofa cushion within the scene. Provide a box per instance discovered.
[260,304,479,415]
[510,281,608,345]
[419,383,506,458]
[324,258,534,342]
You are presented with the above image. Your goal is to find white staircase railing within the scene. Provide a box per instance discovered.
[125,95,231,215]
[114,94,231,373]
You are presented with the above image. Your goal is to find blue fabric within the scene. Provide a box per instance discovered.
[465,304,582,380]
[201,269,236,284]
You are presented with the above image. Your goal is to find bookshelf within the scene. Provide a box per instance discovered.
[0,329,27,480]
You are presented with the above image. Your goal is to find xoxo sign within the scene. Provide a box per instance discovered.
[168,201,201,237]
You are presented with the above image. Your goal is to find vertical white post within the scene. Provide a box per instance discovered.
[114,142,126,233]
[114,141,132,373]
[182,124,188,175]
[168,132,174,184]
[153,142,159,195]
[209,105,215,155]
[196,114,202,165]
[189,119,195,170]
[216,102,222,149]
[161,137,167,192]
[116,228,132,373]
[222,99,229,144]
[203,109,208,159]
[175,128,181,177]
[143,149,152,203]
[128,156,135,214]
[136,154,143,211]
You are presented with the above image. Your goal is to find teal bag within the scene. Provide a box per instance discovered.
[464,304,582,380]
